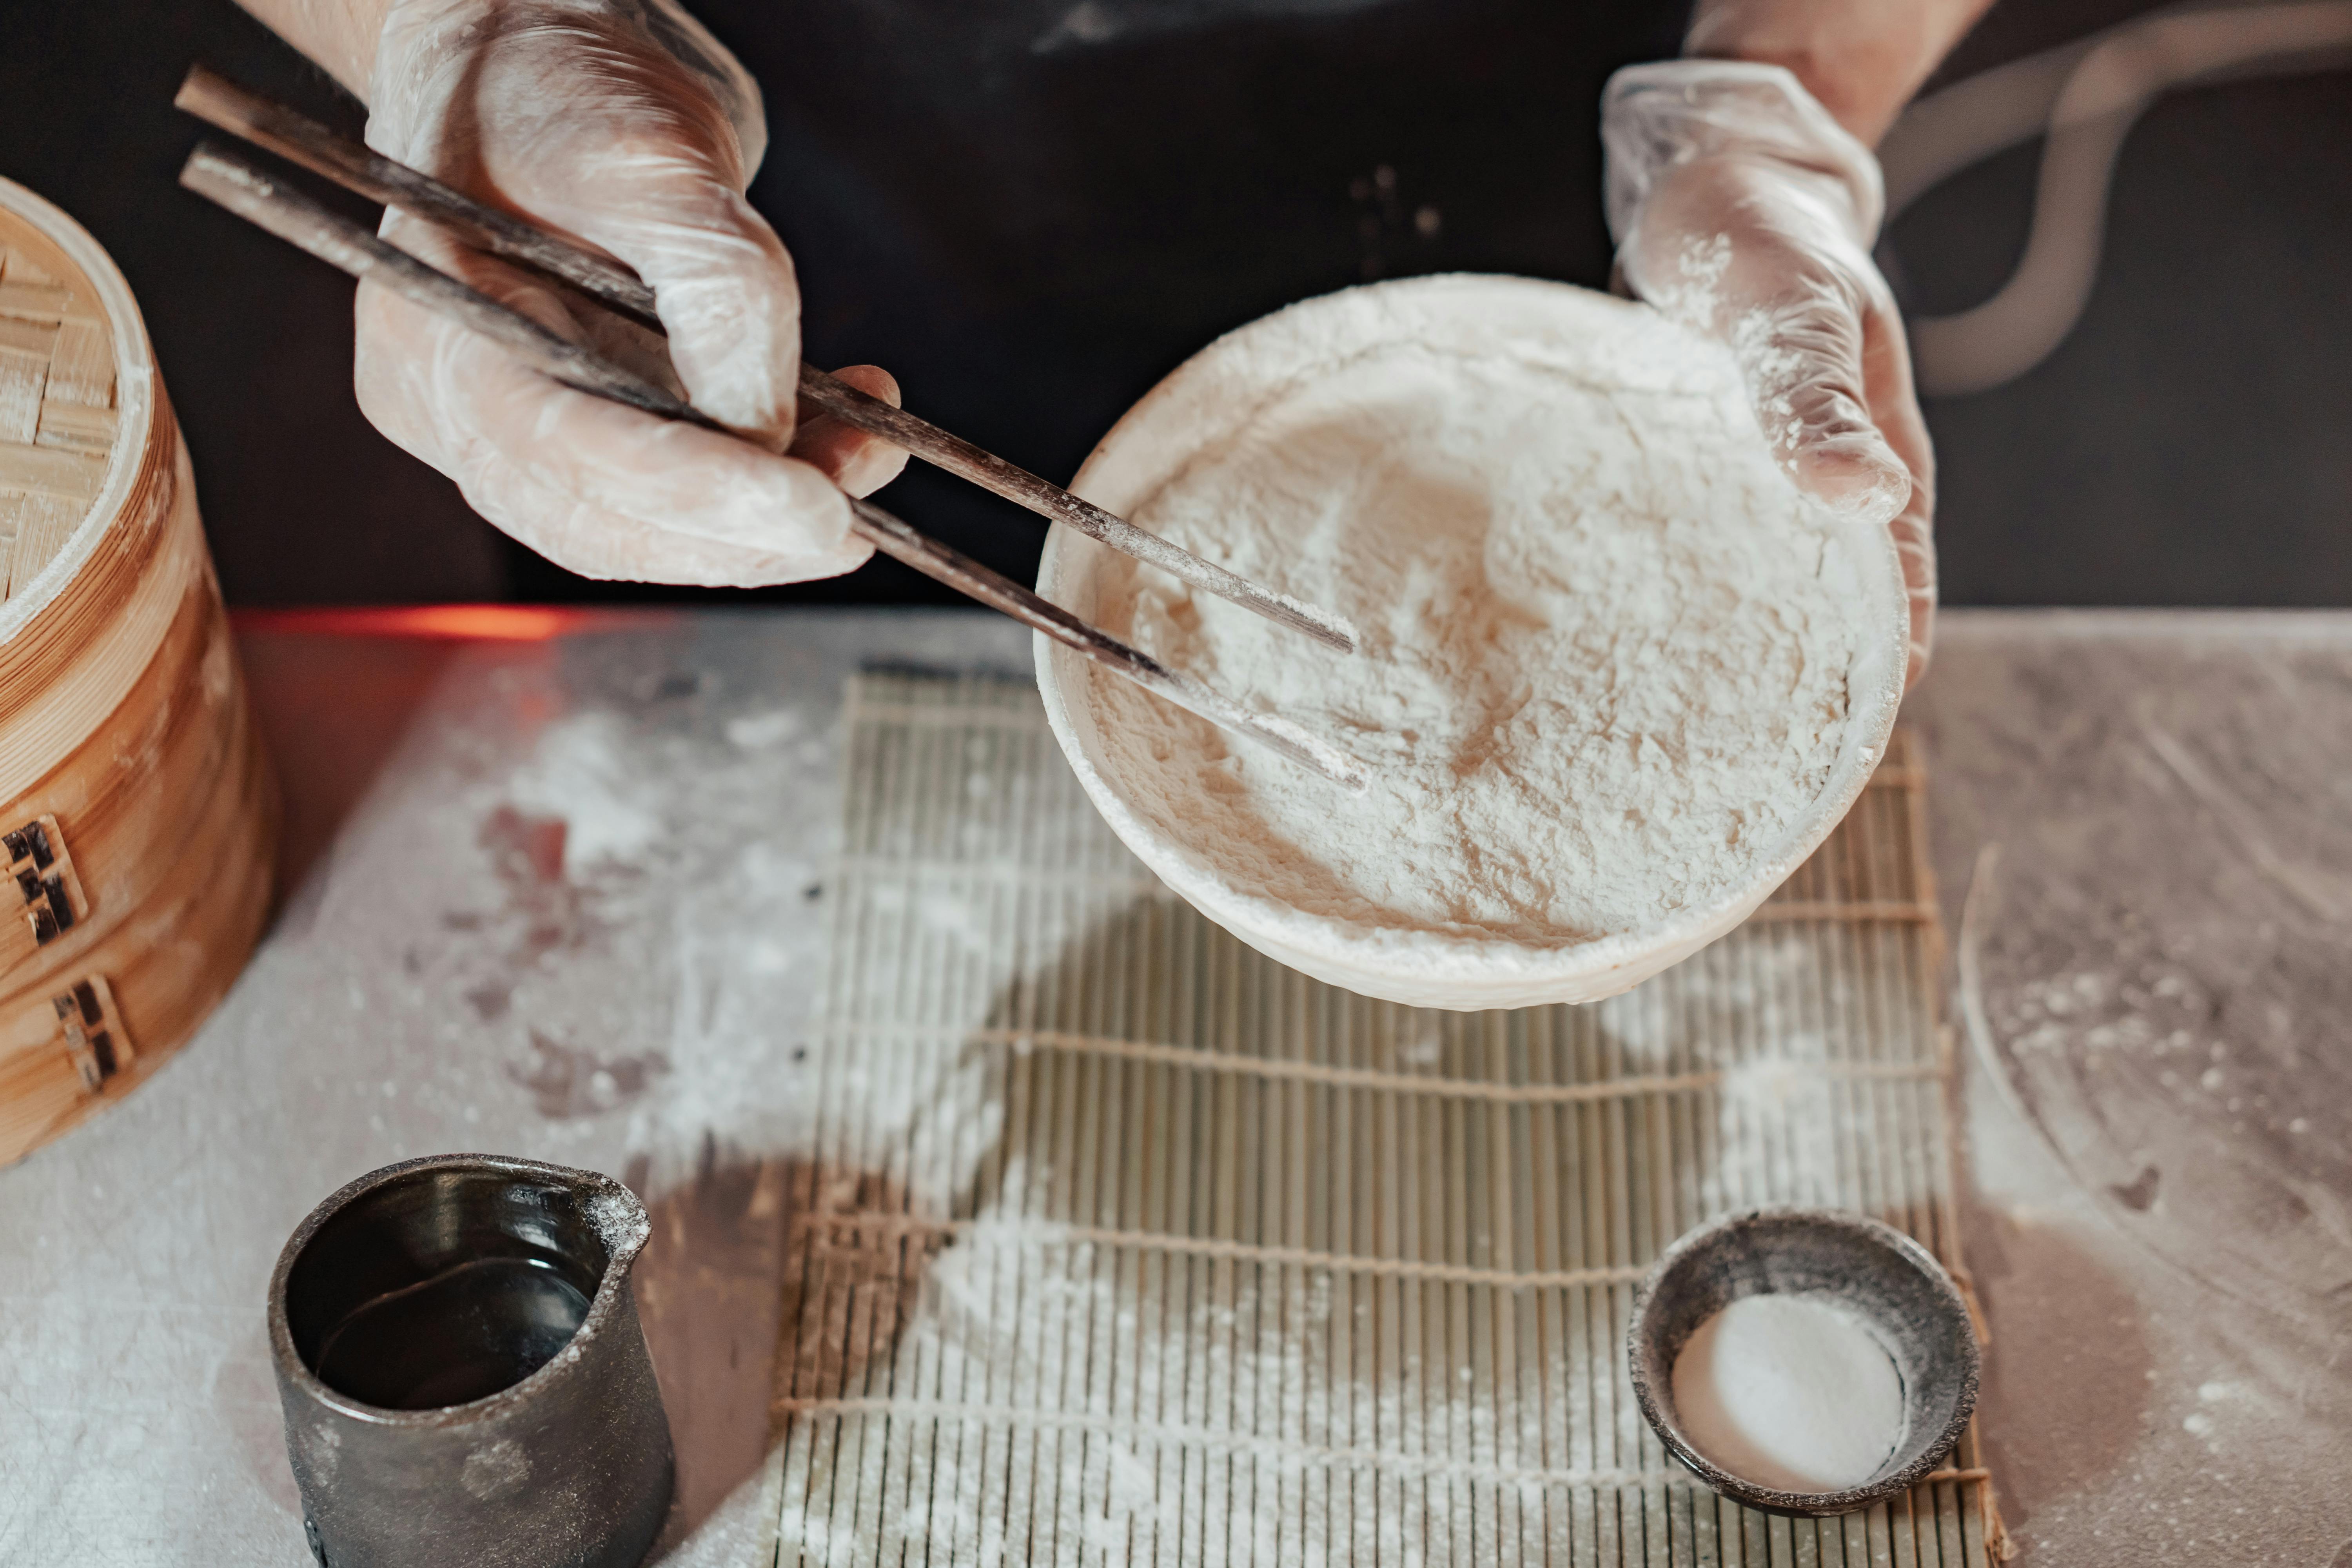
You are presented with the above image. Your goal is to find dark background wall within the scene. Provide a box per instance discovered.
[0,0,2343,610]
[1896,2,2352,608]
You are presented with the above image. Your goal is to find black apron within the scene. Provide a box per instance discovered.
[508,0,1691,602]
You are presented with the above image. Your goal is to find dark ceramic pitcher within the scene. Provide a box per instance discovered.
[269,1154,674,1568]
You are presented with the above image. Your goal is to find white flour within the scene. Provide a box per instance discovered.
[1091,315,1860,947]
[1672,1292,1905,1492]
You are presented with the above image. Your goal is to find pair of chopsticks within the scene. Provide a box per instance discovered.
[173,66,1367,791]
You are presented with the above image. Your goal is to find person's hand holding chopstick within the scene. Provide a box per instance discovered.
[241,0,906,584]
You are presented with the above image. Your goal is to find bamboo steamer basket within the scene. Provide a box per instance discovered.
[0,177,277,1165]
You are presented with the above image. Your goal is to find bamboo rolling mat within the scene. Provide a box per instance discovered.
[768,670,2001,1567]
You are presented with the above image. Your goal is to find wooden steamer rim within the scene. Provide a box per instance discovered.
[0,177,187,803]
[0,176,156,631]
[0,176,277,1165]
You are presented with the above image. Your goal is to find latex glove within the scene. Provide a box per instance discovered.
[355,0,906,586]
[1603,60,1935,684]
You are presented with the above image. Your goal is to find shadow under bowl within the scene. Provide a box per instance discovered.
[1628,1208,1981,1518]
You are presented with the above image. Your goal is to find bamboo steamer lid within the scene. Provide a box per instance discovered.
[0,177,277,1165]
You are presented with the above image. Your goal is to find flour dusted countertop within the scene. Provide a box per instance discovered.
[1,607,2346,1568]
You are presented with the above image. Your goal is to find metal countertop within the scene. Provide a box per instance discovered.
[4,607,2347,1566]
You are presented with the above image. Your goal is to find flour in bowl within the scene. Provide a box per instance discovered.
[1085,310,1864,950]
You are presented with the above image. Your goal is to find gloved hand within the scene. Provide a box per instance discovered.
[355,0,905,586]
[1603,60,1935,685]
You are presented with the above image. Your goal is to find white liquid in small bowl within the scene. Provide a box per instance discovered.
[1672,1292,1907,1494]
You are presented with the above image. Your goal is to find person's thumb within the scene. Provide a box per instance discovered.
[1739,285,1912,530]
[551,147,804,451]
[458,22,802,452]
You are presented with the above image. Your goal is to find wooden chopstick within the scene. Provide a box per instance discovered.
[172,65,1358,657]
[177,142,1367,791]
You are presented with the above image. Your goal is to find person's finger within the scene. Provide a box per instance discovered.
[1857,295,1938,686]
[462,23,806,448]
[460,462,867,586]
[790,365,911,499]
[1892,483,1936,689]
[377,206,598,346]
[354,262,867,579]
[1748,293,1931,682]
[588,173,803,446]
[1736,274,1912,530]
[1858,289,1934,506]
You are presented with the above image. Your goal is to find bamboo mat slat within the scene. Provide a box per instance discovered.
[768,671,2000,1567]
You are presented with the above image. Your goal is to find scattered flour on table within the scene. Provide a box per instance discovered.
[1091,321,1862,946]
[1672,1292,1906,1493]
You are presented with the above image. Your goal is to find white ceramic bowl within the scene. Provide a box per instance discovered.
[1035,274,1908,1009]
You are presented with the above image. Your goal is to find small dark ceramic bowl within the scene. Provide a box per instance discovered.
[1627,1208,1980,1517]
